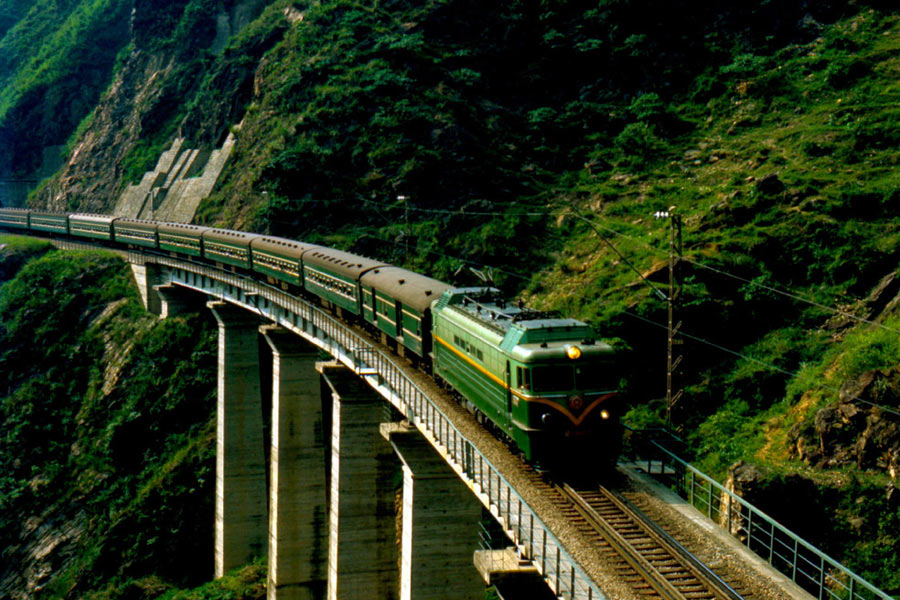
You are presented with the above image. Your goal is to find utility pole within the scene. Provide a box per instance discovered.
[398,195,409,264]
[665,209,683,433]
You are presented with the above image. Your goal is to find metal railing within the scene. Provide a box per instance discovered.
[144,255,607,600]
[637,439,895,600]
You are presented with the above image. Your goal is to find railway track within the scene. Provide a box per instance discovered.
[554,483,746,600]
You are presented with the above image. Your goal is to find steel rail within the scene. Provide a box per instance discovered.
[599,487,745,600]
[561,484,746,600]
[560,484,686,600]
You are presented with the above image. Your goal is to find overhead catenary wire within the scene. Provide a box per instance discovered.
[362,197,899,330]
[683,257,900,336]
[355,210,900,418]
[356,198,900,381]
[623,309,900,418]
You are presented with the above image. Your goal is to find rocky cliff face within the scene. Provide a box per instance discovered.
[35,0,272,214]
[792,369,900,476]
[45,50,178,212]
[789,271,900,480]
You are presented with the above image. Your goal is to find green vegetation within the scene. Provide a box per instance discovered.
[0,247,217,597]
[5,0,900,595]
[85,561,266,600]
[198,2,900,591]
[0,0,131,177]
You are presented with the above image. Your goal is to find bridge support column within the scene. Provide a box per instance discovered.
[261,325,327,600]
[320,363,398,600]
[155,283,205,318]
[473,548,556,600]
[208,301,267,578]
[383,423,483,600]
[131,262,164,315]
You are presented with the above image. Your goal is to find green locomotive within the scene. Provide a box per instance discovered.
[432,287,620,471]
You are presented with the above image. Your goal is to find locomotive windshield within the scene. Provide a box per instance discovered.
[529,362,614,393]
[531,365,573,392]
[575,364,612,389]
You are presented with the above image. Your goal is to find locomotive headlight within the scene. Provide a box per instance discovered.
[566,345,582,360]
[600,409,611,420]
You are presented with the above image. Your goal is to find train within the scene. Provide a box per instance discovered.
[0,208,621,472]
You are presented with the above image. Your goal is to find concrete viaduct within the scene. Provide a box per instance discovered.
[97,245,596,600]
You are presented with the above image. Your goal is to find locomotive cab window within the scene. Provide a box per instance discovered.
[531,365,574,393]
[516,367,531,390]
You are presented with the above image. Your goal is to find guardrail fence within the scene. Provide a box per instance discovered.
[632,435,894,600]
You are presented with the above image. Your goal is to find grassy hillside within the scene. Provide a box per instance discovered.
[7,0,900,595]
[0,0,131,178]
[0,238,219,598]
[192,2,900,590]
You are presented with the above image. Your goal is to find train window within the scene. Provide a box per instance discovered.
[575,364,610,390]
[531,365,574,393]
[517,367,531,390]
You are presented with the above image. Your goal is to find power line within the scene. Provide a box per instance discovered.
[362,212,900,418]
[364,233,532,283]
[683,257,900,336]
[571,213,666,301]
[362,195,894,336]
[623,309,900,418]
[360,196,550,217]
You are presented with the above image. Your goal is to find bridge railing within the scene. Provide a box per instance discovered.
[146,255,605,600]
[635,438,894,600]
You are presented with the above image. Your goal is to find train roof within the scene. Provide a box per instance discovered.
[70,213,116,223]
[202,228,261,245]
[437,287,603,343]
[360,266,452,313]
[158,222,210,235]
[302,247,387,280]
[250,235,320,260]
[114,217,158,225]
[514,318,586,330]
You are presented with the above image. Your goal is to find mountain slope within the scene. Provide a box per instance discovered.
[2,0,899,595]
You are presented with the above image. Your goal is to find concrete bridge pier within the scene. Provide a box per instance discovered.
[154,283,207,318]
[260,325,327,600]
[319,363,399,600]
[208,301,267,577]
[131,262,164,315]
[382,423,484,600]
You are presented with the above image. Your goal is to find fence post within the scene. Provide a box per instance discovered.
[792,538,799,582]
[747,510,753,549]
[769,523,775,563]
[819,556,825,600]
[727,493,732,533]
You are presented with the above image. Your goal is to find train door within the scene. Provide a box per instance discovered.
[505,361,512,412]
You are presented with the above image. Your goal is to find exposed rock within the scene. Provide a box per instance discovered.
[0,508,87,599]
[32,0,273,214]
[793,369,900,473]
[825,270,900,331]
[719,460,765,537]
[862,271,900,322]
[36,50,179,212]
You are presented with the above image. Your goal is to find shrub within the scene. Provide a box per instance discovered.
[825,54,872,89]
[614,122,668,164]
